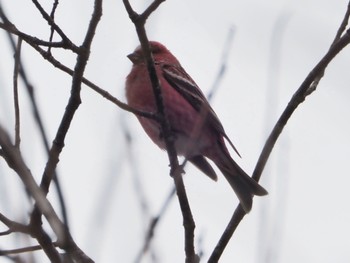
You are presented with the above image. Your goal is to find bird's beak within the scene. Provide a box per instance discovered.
[127,52,143,64]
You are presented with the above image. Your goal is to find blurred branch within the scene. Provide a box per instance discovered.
[0,0,103,261]
[30,0,102,211]
[13,37,22,148]
[0,125,67,262]
[0,242,58,256]
[25,0,101,259]
[123,0,198,262]
[0,213,55,262]
[208,3,350,262]
[207,26,235,101]
[258,12,292,263]
[135,187,176,262]
[121,122,157,262]
[0,1,70,227]
[0,213,30,235]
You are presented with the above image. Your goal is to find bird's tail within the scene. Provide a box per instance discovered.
[216,153,268,213]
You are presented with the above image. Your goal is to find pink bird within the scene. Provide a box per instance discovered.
[125,41,267,212]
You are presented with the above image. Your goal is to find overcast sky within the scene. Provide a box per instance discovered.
[1,0,350,262]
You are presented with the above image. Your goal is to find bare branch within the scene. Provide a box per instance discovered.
[48,0,60,54]
[0,126,68,244]
[0,214,61,262]
[332,1,350,44]
[0,213,29,235]
[307,0,350,95]
[135,186,176,262]
[0,124,94,262]
[208,9,350,263]
[4,31,158,120]
[135,29,236,261]
[30,0,102,203]
[140,0,166,21]
[0,243,57,256]
[0,12,77,51]
[2,15,69,226]
[13,38,22,148]
[31,0,78,51]
[1,3,159,120]
[123,0,197,261]
[25,2,102,261]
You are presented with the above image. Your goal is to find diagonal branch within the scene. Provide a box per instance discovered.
[2,11,69,227]
[0,126,68,246]
[30,0,102,205]
[0,242,58,256]
[25,0,102,261]
[0,4,159,121]
[0,18,76,50]
[0,23,158,121]
[208,11,350,263]
[31,0,78,51]
[306,1,350,96]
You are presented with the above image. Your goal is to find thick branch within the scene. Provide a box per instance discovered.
[123,0,197,262]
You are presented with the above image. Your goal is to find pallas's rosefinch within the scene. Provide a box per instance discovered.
[125,41,267,212]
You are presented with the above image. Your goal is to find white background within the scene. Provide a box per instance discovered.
[0,0,350,262]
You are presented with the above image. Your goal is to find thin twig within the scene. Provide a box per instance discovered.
[0,213,30,235]
[27,2,102,262]
[306,1,350,96]
[0,7,158,120]
[208,15,350,263]
[0,21,75,50]
[140,0,166,21]
[0,242,58,256]
[28,40,157,119]
[135,187,176,262]
[30,0,78,52]
[0,230,12,236]
[29,0,103,204]
[39,0,101,194]
[13,37,22,148]
[48,0,60,54]
[1,2,69,227]
[332,1,350,45]
[0,212,60,261]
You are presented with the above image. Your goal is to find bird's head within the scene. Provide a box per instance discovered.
[127,41,178,65]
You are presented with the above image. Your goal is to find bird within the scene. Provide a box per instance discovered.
[125,41,267,212]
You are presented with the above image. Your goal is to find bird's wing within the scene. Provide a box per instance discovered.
[161,63,240,156]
